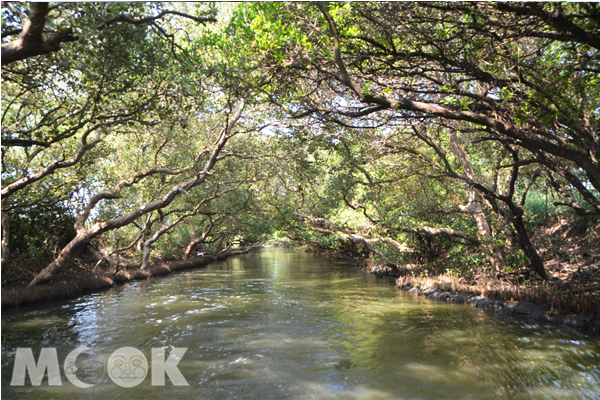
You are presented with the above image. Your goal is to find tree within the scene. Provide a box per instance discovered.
[228,2,599,208]
[3,2,598,286]
[1,2,217,266]
[27,99,247,286]
[1,2,215,65]
[216,1,600,279]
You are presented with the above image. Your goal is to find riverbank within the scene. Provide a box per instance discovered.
[1,249,250,309]
[395,276,600,333]
[303,226,600,333]
[302,244,600,332]
[4,245,599,334]
[350,258,600,333]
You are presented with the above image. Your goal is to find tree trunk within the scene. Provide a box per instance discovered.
[187,219,196,240]
[184,239,202,260]
[184,220,199,259]
[450,133,502,270]
[449,134,493,238]
[140,218,171,270]
[1,202,10,266]
[141,243,152,270]
[113,230,120,271]
[510,208,548,280]
[347,233,398,269]
[183,218,217,259]
[27,233,89,286]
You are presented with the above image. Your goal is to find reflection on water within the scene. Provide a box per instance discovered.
[2,248,599,399]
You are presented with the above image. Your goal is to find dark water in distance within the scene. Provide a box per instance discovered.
[2,248,599,399]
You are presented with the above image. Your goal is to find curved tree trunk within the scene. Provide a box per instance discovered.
[184,239,204,259]
[183,218,217,259]
[27,232,90,285]
[183,225,213,260]
[140,216,174,270]
[184,219,199,259]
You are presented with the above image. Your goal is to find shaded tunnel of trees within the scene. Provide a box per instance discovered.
[1,2,599,288]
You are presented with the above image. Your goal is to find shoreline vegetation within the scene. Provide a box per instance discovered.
[2,3,600,335]
[1,249,251,309]
[313,221,600,333]
[348,262,600,333]
[2,244,599,333]
[396,277,600,333]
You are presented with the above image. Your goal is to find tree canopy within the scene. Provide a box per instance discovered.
[2,2,599,287]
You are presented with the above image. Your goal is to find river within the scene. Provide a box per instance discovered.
[2,248,599,399]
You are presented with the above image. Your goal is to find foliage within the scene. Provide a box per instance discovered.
[2,2,599,286]
[8,203,76,263]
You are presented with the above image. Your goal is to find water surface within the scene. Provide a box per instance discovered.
[2,249,599,399]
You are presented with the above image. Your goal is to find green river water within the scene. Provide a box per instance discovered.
[2,248,599,399]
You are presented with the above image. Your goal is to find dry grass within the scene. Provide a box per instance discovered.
[395,274,600,319]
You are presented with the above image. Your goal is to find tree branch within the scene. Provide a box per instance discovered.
[1,129,103,200]
[495,3,600,50]
[1,2,77,65]
[1,4,216,65]
[96,10,216,31]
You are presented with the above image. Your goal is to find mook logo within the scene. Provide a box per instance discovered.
[10,347,188,388]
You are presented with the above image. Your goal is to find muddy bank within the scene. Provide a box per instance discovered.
[328,251,600,333]
[278,246,600,333]
[1,249,250,309]
[395,278,600,333]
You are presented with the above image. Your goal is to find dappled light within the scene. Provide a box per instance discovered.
[2,249,599,399]
[2,2,599,398]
